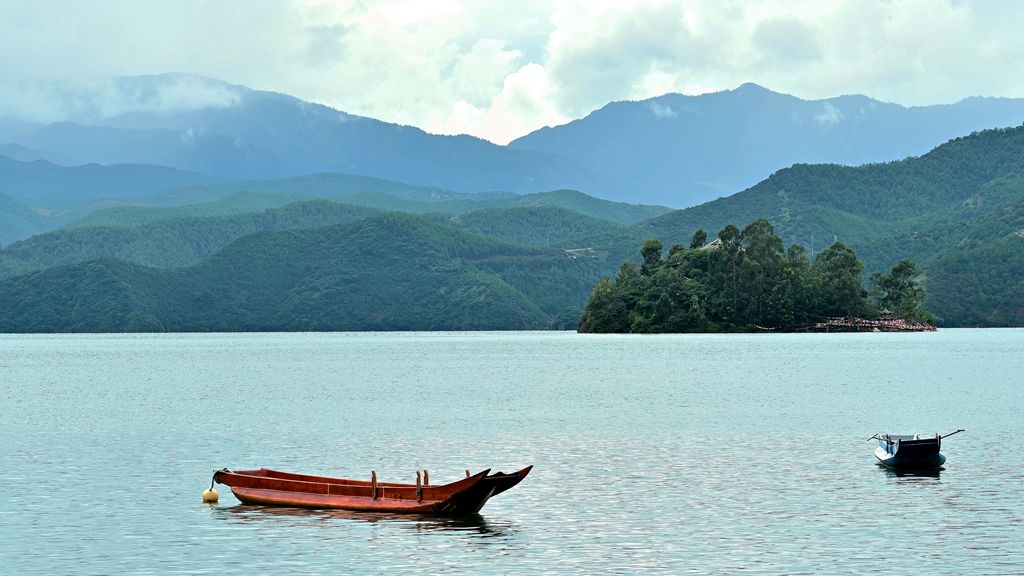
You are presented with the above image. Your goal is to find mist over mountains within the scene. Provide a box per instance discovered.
[1,74,605,195]
[4,74,1024,207]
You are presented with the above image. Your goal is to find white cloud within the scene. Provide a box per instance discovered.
[815,103,844,128]
[648,101,677,119]
[430,63,568,145]
[0,0,1023,143]
[0,75,243,124]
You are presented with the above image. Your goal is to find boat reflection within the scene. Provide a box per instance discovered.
[211,504,515,538]
[877,464,943,480]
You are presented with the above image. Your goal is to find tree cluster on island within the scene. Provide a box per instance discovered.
[578,218,932,333]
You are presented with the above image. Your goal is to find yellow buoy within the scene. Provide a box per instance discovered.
[202,488,219,503]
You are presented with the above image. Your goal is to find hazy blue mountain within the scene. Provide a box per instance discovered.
[0,155,216,243]
[0,164,663,248]
[147,171,471,207]
[510,83,1024,206]
[4,74,607,194]
[0,155,213,209]
[0,118,40,143]
[13,122,287,179]
[65,191,298,229]
[147,176,670,225]
[0,143,67,164]
[0,193,44,245]
[10,75,1024,208]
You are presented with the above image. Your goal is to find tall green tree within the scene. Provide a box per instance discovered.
[707,224,742,326]
[737,219,787,326]
[814,242,870,318]
[579,219,906,333]
[783,244,819,326]
[870,260,932,323]
[640,239,664,274]
[690,228,707,249]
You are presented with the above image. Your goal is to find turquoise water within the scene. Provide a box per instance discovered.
[1,330,1022,574]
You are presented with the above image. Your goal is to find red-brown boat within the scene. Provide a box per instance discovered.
[212,466,532,515]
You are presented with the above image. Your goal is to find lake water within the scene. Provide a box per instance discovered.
[1,330,1022,574]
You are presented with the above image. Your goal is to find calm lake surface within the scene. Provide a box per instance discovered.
[1,330,1022,574]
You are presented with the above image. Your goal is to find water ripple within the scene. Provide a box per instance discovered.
[1,330,1022,574]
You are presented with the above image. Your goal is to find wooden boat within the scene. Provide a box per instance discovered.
[212,466,532,515]
[870,429,963,469]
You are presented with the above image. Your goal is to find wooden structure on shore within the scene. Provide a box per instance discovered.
[807,316,936,332]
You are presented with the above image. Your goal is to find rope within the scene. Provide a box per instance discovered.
[210,468,230,490]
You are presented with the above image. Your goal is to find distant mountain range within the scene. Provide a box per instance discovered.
[2,124,1022,330]
[0,155,212,209]
[511,83,1024,205]
[2,74,606,197]
[0,187,665,279]
[1,75,1023,331]
[0,156,670,246]
[4,74,1024,207]
[0,156,214,244]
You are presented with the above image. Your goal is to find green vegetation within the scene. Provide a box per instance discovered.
[505,190,671,225]
[634,126,1024,326]
[64,191,297,229]
[870,260,933,324]
[579,219,930,333]
[0,214,605,332]
[148,175,671,225]
[426,206,627,249]
[2,126,1022,332]
[923,235,1024,326]
[0,200,381,279]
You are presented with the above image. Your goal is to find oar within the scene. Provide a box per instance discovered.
[940,428,965,440]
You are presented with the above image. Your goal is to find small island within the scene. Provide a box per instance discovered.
[578,218,934,333]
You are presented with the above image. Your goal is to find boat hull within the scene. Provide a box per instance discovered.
[213,466,531,515]
[874,436,946,469]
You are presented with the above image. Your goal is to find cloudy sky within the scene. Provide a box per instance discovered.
[2,0,1023,144]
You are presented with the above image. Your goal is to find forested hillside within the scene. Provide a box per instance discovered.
[1,127,1022,331]
[146,178,670,225]
[426,206,628,249]
[634,126,1024,326]
[64,192,297,229]
[579,219,932,333]
[0,214,605,332]
[0,200,380,278]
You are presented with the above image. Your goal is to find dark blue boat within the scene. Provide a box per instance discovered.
[870,429,963,469]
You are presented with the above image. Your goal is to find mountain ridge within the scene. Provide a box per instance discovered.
[0,213,604,332]
[510,83,1024,205]
[6,75,1024,207]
